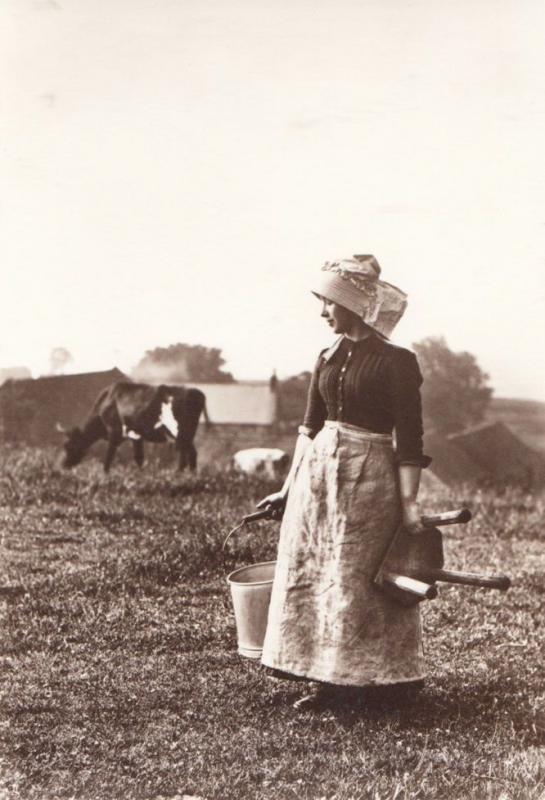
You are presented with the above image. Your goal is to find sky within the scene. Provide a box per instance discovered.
[1,0,544,400]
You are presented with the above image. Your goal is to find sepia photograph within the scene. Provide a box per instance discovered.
[1,1,544,798]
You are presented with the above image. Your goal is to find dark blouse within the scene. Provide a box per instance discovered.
[301,334,431,468]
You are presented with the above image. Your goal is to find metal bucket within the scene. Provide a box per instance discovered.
[226,560,276,658]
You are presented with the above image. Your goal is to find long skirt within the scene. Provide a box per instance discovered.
[261,421,425,686]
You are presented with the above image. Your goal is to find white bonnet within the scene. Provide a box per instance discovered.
[311,255,408,338]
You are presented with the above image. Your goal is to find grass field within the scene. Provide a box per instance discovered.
[0,447,544,800]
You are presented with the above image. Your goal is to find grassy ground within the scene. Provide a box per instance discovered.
[0,447,544,800]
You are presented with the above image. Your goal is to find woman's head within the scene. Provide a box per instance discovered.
[311,255,407,338]
[318,296,373,339]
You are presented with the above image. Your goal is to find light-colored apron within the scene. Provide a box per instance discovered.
[261,421,425,686]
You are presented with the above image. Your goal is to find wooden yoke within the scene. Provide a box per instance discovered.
[374,508,511,607]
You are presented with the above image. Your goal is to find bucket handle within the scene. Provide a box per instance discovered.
[222,520,246,555]
[222,506,282,570]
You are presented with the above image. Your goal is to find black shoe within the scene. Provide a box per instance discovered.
[292,684,331,710]
[293,682,361,710]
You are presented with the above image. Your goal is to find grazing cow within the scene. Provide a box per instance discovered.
[232,448,289,480]
[58,382,210,472]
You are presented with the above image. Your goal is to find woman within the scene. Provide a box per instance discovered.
[257,254,431,708]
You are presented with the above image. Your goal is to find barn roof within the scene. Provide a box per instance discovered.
[424,432,489,485]
[425,421,545,489]
[449,421,545,487]
[0,367,127,391]
[189,382,277,425]
[0,368,128,444]
[0,372,278,433]
[0,366,32,385]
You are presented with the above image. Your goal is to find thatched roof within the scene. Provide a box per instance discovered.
[450,421,545,488]
[425,432,489,485]
[426,422,545,489]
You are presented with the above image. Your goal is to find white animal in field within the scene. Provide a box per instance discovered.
[232,448,289,480]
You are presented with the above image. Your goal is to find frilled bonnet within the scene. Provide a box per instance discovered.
[311,254,408,338]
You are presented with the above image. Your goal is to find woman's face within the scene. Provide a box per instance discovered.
[320,297,360,335]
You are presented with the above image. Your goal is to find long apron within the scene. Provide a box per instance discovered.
[261,421,425,686]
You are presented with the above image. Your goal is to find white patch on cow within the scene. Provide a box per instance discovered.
[155,398,179,438]
[122,424,142,440]
[233,448,288,479]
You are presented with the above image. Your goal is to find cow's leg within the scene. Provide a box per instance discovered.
[176,436,199,471]
[103,438,121,472]
[177,441,197,471]
[172,388,205,473]
[177,442,189,471]
[132,438,144,468]
[187,442,197,471]
[100,402,124,473]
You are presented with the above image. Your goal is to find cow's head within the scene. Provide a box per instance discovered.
[57,424,87,468]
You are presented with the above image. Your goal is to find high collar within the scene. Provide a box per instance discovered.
[322,333,380,362]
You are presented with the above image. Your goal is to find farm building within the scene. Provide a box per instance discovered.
[424,431,490,486]
[170,379,285,467]
[189,380,278,427]
[0,370,284,467]
[426,421,545,490]
[0,366,31,385]
[449,421,545,489]
[2,368,543,487]
[0,368,127,445]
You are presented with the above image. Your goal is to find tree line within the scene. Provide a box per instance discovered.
[278,337,492,435]
[135,338,494,435]
[1,338,492,437]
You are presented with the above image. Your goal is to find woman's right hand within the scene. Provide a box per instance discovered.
[256,491,287,515]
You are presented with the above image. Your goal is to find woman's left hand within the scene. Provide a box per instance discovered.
[401,499,427,535]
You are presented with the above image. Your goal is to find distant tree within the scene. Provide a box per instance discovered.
[132,343,234,384]
[49,347,73,375]
[278,371,312,426]
[413,336,493,434]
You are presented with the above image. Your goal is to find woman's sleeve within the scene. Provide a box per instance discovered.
[388,349,432,468]
[299,353,327,439]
